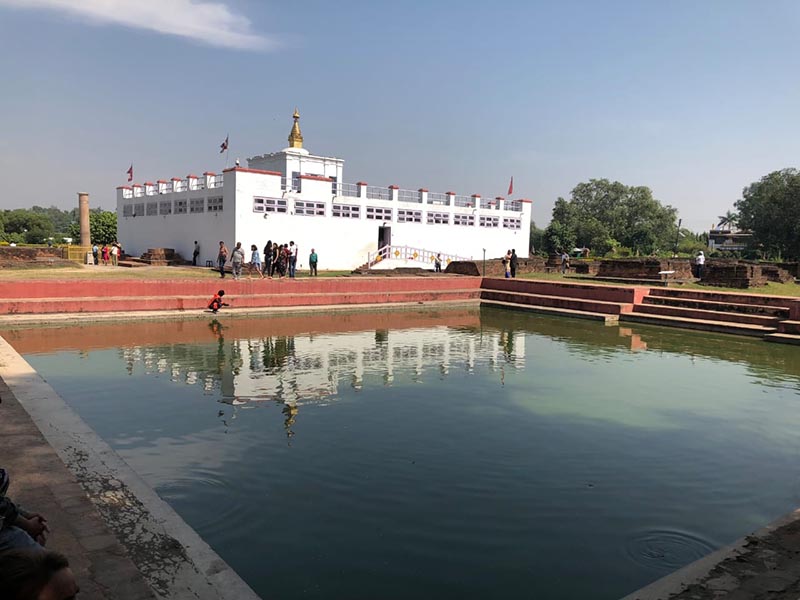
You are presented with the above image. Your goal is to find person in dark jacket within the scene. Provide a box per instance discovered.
[0,469,49,552]
[510,249,518,278]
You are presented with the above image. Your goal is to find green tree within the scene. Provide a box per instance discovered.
[2,209,54,244]
[546,179,677,256]
[529,221,545,254]
[716,210,738,230]
[67,210,117,245]
[735,169,800,259]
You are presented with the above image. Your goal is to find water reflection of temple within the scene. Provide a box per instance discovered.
[119,325,526,415]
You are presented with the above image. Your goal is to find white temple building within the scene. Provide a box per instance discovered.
[116,111,532,270]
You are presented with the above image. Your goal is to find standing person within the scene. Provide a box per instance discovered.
[270,243,279,278]
[101,244,109,266]
[504,250,512,278]
[288,241,298,278]
[510,249,518,278]
[309,248,318,276]
[434,253,442,272]
[192,241,200,267]
[231,242,245,280]
[696,251,706,279]
[92,243,99,265]
[249,245,265,279]
[110,242,119,266]
[217,241,229,278]
[276,244,288,278]
[560,250,570,274]
[263,241,273,277]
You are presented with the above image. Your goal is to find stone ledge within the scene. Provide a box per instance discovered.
[0,336,260,600]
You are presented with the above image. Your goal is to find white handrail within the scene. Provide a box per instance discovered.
[366,245,469,270]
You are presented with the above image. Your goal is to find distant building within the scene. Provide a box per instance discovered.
[116,110,532,270]
[708,228,752,252]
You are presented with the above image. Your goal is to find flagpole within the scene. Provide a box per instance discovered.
[225,133,229,169]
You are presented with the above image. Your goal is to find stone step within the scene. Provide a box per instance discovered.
[620,312,777,337]
[642,295,790,317]
[480,289,633,315]
[480,299,619,324]
[764,333,800,345]
[777,320,800,334]
[481,278,644,304]
[0,289,481,314]
[633,303,781,326]
[648,287,796,307]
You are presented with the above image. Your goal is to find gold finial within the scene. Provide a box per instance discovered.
[288,107,303,148]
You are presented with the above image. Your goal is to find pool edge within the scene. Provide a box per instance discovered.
[621,507,800,599]
[0,334,262,600]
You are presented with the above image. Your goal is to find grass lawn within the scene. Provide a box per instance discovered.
[0,265,353,281]
[518,271,800,297]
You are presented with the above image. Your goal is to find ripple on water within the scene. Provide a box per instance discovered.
[625,528,717,572]
[160,469,253,540]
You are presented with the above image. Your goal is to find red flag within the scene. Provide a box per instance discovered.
[220,135,229,154]
[127,164,133,182]
[507,176,514,197]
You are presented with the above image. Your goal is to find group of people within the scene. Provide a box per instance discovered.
[91,242,122,266]
[501,249,519,278]
[0,468,81,599]
[210,240,319,280]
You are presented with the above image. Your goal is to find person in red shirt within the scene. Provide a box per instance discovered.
[207,290,229,313]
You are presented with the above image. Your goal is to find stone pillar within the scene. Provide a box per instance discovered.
[78,192,90,247]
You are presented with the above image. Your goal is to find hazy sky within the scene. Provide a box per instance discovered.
[1,0,799,232]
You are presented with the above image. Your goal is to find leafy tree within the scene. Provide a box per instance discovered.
[2,209,54,244]
[30,206,77,237]
[716,210,738,230]
[735,168,800,259]
[545,179,677,256]
[529,221,545,254]
[67,210,117,245]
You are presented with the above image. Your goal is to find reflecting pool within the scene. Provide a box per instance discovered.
[7,306,800,599]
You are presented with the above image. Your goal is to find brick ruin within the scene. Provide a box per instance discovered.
[595,258,694,281]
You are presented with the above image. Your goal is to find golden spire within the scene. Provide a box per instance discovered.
[288,107,303,149]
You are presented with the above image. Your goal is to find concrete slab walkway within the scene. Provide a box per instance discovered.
[0,336,261,600]
[0,377,155,599]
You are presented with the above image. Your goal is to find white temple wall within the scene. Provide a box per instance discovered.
[118,170,531,270]
[247,150,344,181]
[117,182,235,264]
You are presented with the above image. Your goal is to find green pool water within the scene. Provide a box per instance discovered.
[11,306,800,599]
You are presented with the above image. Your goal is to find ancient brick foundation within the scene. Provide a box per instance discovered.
[446,257,546,277]
[595,258,694,280]
[701,262,767,288]
[0,247,73,269]
[138,248,186,266]
[756,263,794,283]
[574,261,600,275]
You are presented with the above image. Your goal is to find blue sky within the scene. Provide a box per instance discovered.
[1,0,799,232]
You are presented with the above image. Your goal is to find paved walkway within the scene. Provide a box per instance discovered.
[0,336,260,600]
[0,376,155,599]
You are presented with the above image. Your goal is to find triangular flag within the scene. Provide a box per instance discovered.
[220,135,229,154]
[507,176,514,196]
[127,164,133,182]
